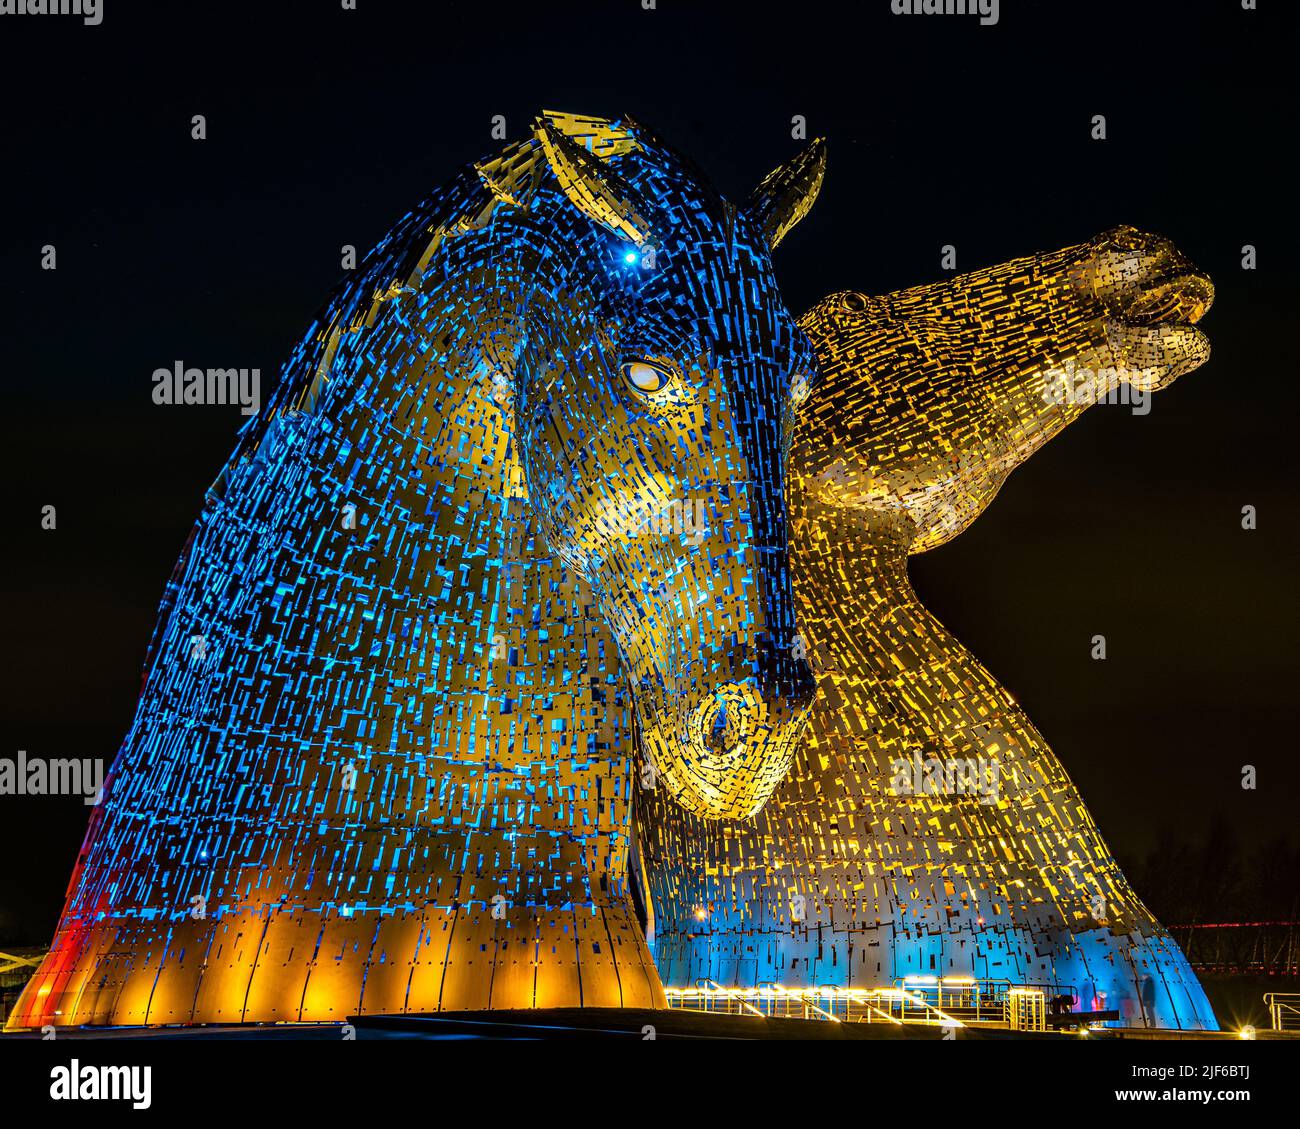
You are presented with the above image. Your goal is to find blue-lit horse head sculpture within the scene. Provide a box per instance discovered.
[12,111,824,1026]
[510,115,824,818]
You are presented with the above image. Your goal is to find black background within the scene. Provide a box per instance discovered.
[1,0,1295,945]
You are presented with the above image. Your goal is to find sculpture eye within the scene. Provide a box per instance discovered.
[790,371,814,408]
[623,360,671,394]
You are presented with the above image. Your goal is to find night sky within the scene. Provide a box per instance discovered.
[1,0,1295,945]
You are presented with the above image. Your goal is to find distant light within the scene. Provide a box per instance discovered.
[624,252,638,264]
[694,907,708,921]
[1239,1025,1257,1040]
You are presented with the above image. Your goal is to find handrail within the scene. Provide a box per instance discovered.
[665,982,965,1027]
[1264,992,1300,1032]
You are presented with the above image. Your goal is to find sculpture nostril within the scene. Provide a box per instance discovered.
[705,705,730,756]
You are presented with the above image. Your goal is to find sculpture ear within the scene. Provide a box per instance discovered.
[533,116,654,245]
[746,138,826,250]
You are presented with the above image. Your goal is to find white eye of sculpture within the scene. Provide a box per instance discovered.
[623,361,669,393]
[790,371,813,408]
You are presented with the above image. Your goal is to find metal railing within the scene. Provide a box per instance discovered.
[893,976,1069,1029]
[893,976,1005,1023]
[663,980,963,1027]
[1265,993,1300,1032]
[664,976,1074,1032]
[1007,987,1047,1032]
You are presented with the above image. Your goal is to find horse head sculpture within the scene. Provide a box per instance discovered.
[638,226,1221,1031]
[9,112,824,1027]
[794,224,1213,546]
[498,115,823,819]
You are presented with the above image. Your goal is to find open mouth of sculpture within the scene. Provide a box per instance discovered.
[1125,270,1214,327]
[1113,268,1215,391]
